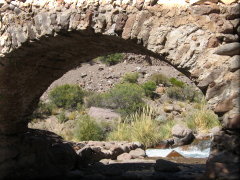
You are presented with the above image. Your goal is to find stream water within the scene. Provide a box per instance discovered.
[146,139,211,158]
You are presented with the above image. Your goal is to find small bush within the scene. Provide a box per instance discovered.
[108,83,145,116]
[182,86,203,103]
[169,77,185,88]
[166,86,184,101]
[166,86,203,102]
[85,83,145,116]
[150,73,170,86]
[186,105,220,133]
[57,111,68,123]
[49,84,84,110]
[31,101,57,119]
[74,115,105,141]
[99,121,116,140]
[141,81,157,98]
[85,92,111,108]
[122,72,139,83]
[99,53,124,66]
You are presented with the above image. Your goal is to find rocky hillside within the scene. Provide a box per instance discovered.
[41,53,195,100]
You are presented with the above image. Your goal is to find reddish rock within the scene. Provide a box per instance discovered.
[166,150,184,158]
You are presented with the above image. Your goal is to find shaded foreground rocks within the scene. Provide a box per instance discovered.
[154,159,180,172]
[206,130,240,180]
[0,129,77,179]
[71,141,145,167]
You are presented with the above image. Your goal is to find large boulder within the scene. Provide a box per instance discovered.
[129,148,146,159]
[117,153,132,161]
[229,55,240,72]
[214,42,240,56]
[172,124,195,146]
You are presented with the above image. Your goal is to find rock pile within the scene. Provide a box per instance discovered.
[70,141,145,166]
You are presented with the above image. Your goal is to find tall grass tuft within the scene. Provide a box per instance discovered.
[107,123,131,142]
[186,102,220,133]
[108,106,163,148]
[158,119,175,140]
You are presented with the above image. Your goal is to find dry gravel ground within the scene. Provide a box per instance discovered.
[41,53,196,101]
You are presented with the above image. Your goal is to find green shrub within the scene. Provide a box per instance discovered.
[57,111,68,123]
[74,115,104,141]
[99,121,116,140]
[85,92,111,108]
[186,105,220,133]
[182,86,203,103]
[99,53,124,66]
[108,83,145,116]
[166,86,203,102]
[150,73,170,86]
[31,101,57,119]
[169,77,185,88]
[49,84,84,110]
[166,86,184,101]
[122,72,139,83]
[85,83,145,116]
[141,81,157,98]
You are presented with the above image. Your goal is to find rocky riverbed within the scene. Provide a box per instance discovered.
[64,139,209,180]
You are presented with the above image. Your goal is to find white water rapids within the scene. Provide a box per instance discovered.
[146,139,211,158]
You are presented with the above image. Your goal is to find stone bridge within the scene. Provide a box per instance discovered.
[0,0,239,179]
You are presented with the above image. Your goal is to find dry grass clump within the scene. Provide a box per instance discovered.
[107,106,173,148]
[186,102,220,133]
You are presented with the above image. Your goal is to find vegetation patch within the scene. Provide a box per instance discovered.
[49,84,84,110]
[121,72,139,83]
[108,107,175,148]
[85,83,145,116]
[185,103,220,133]
[74,115,105,141]
[150,73,170,86]
[99,53,124,66]
[166,86,203,102]
[57,111,68,123]
[169,77,185,88]
[141,80,157,98]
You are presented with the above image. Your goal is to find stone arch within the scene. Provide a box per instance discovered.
[0,0,239,179]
